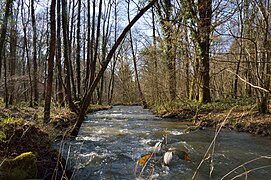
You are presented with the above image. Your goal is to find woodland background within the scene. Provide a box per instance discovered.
[0,0,270,124]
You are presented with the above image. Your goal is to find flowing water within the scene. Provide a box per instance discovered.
[60,106,271,179]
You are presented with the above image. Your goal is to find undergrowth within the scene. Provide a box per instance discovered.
[152,97,256,116]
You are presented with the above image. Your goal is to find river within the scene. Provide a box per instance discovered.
[60,106,271,179]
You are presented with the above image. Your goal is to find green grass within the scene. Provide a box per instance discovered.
[152,97,256,115]
[199,97,256,111]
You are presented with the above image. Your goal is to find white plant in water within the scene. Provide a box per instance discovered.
[154,142,162,153]
[135,136,191,178]
[163,151,173,165]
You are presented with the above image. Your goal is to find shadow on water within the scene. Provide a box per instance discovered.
[58,106,271,179]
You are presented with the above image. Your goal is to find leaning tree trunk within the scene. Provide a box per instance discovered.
[70,0,158,137]
[44,0,56,123]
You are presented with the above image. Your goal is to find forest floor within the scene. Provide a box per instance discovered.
[152,98,271,138]
[0,102,111,179]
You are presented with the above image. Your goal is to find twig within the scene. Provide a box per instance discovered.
[231,165,271,180]
[209,128,216,179]
[226,69,269,93]
[221,155,271,179]
[62,143,71,179]
[137,135,166,178]
[0,159,6,168]
[147,156,163,179]
[70,140,85,179]
[138,150,155,177]
[241,165,248,180]
[20,125,30,140]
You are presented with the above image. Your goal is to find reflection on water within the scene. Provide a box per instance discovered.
[60,106,271,179]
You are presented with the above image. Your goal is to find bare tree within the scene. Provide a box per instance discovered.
[62,0,78,112]
[21,0,33,107]
[0,0,13,78]
[31,0,39,105]
[127,0,147,107]
[44,0,56,122]
[76,0,82,100]
[56,0,64,106]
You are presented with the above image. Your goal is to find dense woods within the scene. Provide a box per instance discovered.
[0,0,271,127]
[1,0,271,179]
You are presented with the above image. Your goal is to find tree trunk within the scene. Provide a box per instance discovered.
[70,0,158,137]
[9,8,17,105]
[183,25,190,98]
[156,0,176,101]
[0,0,13,78]
[92,0,103,102]
[127,0,147,107]
[76,0,81,100]
[4,52,8,108]
[68,0,77,101]
[100,1,112,105]
[85,0,91,89]
[89,0,97,87]
[31,0,39,105]
[56,0,64,106]
[22,2,33,107]
[108,1,118,104]
[62,0,78,113]
[189,58,199,100]
[151,6,159,104]
[44,0,56,123]
[197,0,212,103]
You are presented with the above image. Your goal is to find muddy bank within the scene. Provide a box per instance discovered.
[0,105,111,179]
[159,109,271,138]
[194,110,271,137]
[0,115,76,179]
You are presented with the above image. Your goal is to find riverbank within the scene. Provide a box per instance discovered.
[0,103,111,179]
[151,98,271,138]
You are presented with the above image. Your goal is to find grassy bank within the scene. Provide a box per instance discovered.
[0,102,111,179]
[151,98,271,137]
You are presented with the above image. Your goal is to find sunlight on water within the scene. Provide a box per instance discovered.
[169,130,184,135]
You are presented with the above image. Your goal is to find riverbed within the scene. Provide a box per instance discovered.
[59,106,271,179]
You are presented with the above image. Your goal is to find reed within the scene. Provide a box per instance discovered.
[192,106,235,179]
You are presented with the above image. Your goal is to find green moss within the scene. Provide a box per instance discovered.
[0,131,6,142]
[0,152,37,180]
[3,115,14,123]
